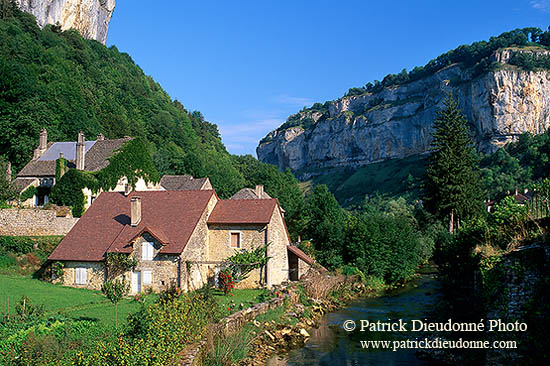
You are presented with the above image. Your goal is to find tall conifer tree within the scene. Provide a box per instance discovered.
[423,94,484,231]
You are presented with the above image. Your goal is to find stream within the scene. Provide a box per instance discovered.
[267,271,443,366]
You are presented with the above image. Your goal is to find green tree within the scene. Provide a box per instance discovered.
[0,156,16,205]
[101,278,129,327]
[423,94,484,232]
[302,185,346,268]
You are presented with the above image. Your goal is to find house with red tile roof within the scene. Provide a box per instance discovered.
[48,188,312,293]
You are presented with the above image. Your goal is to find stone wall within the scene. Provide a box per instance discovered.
[180,194,219,292]
[0,209,78,236]
[266,207,290,286]
[207,223,268,289]
[485,244,550,365]
[61,261,105,290]
[179,295,293,366]
[128,233,180,294]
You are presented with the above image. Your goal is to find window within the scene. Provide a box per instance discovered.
[142,241,155,260]
[231,232,241,248]
[75,268,87,285]
[143,270,152,285]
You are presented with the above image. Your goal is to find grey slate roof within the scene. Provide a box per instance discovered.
[84,138,132,172]
[12,177,38,193]
[38,141,95,161]
[17,137,132,177]
[159,175,209,191]
[230,187,272,200]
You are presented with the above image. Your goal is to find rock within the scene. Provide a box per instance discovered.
[15,0,115,44]
[264,330,276,342]
[257,48,550,176]
[299,328,310,338]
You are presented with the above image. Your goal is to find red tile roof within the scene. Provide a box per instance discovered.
[207,199,278,225]
[49,190,215,261]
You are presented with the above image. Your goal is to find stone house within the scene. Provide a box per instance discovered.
[48,188,313,293]
[14,129,159,207]
[159,175,212,191]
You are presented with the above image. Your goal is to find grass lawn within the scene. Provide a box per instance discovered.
[0,275,153,325]
[0,275,270,325]
[213,288,269,315]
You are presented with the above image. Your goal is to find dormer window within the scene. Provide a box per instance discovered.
[142,241,155,261]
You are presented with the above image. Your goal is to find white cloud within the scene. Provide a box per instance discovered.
[530,0,550,12]
[272,95,314,107]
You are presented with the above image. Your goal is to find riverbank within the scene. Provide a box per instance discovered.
[267,272,441,365]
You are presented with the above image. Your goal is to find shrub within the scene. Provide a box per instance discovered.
[218,270,235,295]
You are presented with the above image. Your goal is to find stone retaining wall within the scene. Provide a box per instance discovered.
[485,243,550,365]
[0,209,78,236]
[179,294,293,366]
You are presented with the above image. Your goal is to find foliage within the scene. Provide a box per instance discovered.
[105,252,137,281]
[50,261,64,282]
[19,185,37,202]
[49,169,92,217]
[202,326,254,366]
[232,155,305,238]
[0,156,16,204]
[301,184,347,269]
[304,155,427,208]
[101,278,129,327]
[0,236,35,254]
[96,137,160,190]
[50,138,158,217]
[217,270,235,295]
[0,6,246,199]
[509,51,550,71]
[344,209,421,283]
[480,131,550,200]
[423,94,484,230]
[226,243,270,283]
[342,27,549,97]
[55,157,67,182]
[14,294,44,321]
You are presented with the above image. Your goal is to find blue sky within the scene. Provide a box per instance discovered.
[107,1,549,156]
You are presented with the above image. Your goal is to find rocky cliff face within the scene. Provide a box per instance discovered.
[15,0,115,44]
[257,48,550,178]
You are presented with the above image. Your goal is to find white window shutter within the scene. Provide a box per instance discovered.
[143,270,152,285]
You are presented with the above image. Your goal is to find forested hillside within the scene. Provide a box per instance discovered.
[0,3,305,234]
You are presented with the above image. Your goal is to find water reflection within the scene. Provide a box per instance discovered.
[268,274,442,366]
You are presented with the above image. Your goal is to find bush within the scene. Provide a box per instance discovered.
[218,270,235,295]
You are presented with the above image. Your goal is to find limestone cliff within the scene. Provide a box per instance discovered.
[15,0,115,44]
[257,48,550,178]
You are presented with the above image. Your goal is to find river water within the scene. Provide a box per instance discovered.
[267,272,442,366]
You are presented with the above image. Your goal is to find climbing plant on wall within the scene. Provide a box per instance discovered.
[96,138,160,190]
[225,243,271,282]
[50,138,159,217]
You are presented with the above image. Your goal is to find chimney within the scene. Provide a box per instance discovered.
[130,197,142,227]
[96,133,105,141]
[514,188,518,196]
[76,131,85,170]
[124,183,131,196]
[33,128,48,159]
[524,188,529,194]
[255,185,264,199]
[39,128,47,152]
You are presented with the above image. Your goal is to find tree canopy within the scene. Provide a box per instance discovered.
[423,94,484,231]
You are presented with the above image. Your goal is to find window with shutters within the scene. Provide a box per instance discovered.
[143,270,152,285]
[75,267,87,285]
[142,241,155,261]
[230,232,241,248]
